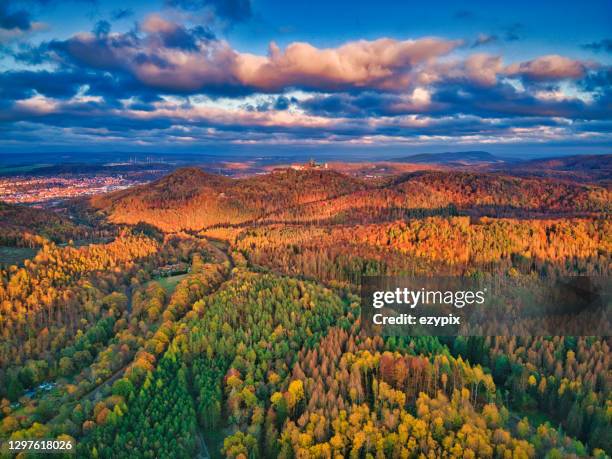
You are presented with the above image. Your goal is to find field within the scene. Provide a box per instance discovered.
[152,274,189,294]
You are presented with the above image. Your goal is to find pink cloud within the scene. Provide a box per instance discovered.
[234,38,462,91]
[59,21,461,93]
[505,54,590,81]
[141,14,177,35]
[463,54,504,86]
[52,17,598,98]
[131,35,462,92]
[132,41,239,91]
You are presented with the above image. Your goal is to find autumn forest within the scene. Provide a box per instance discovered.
[0,160,610,459]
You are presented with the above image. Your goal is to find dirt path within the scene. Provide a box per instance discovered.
[194,426,211,459]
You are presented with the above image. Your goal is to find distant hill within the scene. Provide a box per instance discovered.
[392,152,611,183]
[393,151,505,165]
[390,170,610,214]
[91,166,369,231]
[264,169,611,224]
[92,165,611,231]
[492,154,612,184]
[514,154,611,171]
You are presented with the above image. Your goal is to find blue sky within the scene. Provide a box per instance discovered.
[0,0,610,157]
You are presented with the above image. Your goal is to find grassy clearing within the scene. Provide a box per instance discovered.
[0,246,37,267]
[151,274,188,294]
[513,408,556,428]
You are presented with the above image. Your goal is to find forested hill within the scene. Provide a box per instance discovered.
[394,151,504,165]
[389,171,611,214]
[490,154,612,184]
[90,167,611,232]
[0,201,90,247]
[90,167,370,231]
[502,154,612,174]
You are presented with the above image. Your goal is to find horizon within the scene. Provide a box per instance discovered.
[0,149,611,168]
[0,0,611,158]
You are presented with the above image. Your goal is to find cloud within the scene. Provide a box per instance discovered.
[273,95,296,110]
[0,0,32,31]
[454,54,504,86]
[166,0,252,23]
[3,94,607,149]
[301,90,435,118]
[234,38,462,92]
[23,17,600,103]
[0,87,609,150]
[111,8,133,21]
[0,70,85,100]
[27,0,98,4]
[100,34,460,94]
[0,22,46,43]
[502,23,524,41]
[93,20,111,38]
[40,26,461,93]
[4,27,607,109]
[131,36,462,93]
[48,31,140,70]
[580,66,612,92]
[297,72,610,122]
[431,80,609,120]
[505,55,590,81]
[0,14,610,151]
[581,39,612,53]
[141,14,213,50]
[0,0,49,42]
[11,42,51,64]
[472,34,498,48]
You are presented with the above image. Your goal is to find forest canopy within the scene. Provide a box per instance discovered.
[0,166,610,458]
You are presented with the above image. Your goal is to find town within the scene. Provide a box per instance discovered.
[0,175,145,206]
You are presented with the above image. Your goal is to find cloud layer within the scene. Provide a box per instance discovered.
[0,10,610,151]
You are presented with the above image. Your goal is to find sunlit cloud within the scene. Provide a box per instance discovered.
[0,10,610,152]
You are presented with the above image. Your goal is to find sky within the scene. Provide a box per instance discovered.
[0,0,611,159]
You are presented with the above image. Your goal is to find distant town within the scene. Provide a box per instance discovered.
[0,159,391,206]
[0,175,145,206]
